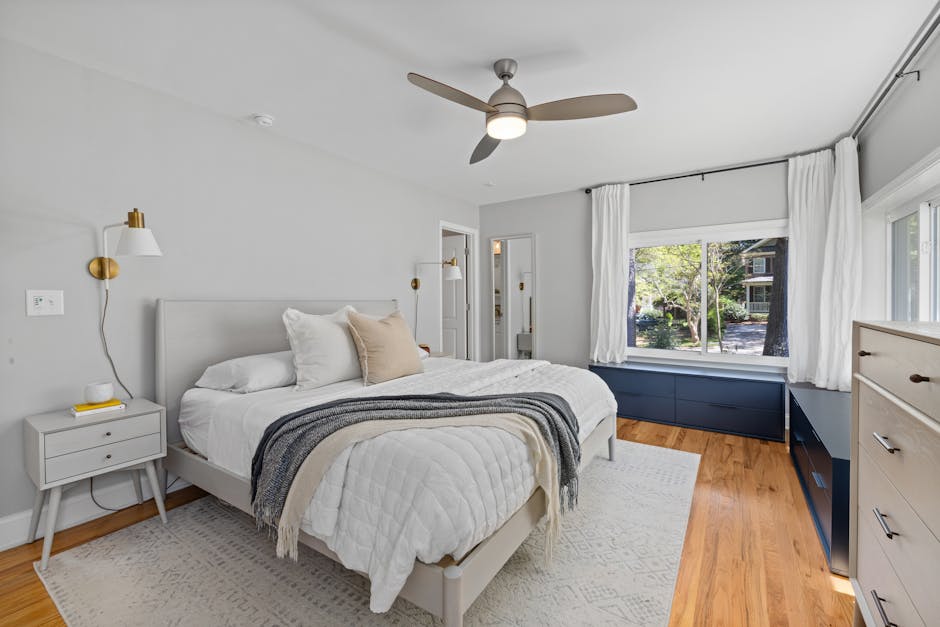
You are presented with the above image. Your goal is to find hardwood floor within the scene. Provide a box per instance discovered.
[618,418,855,627]
[0,486,205,627]
[0,423,854,626]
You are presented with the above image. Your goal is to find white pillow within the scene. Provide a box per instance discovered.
[195,351,295,394]
[283,306,361,390]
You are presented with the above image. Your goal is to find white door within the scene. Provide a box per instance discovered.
[441,234,468,358]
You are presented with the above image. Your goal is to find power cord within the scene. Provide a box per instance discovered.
[89,474,179,513]
[99,287,133,399]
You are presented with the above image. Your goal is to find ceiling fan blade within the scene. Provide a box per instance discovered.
[527,94,637,121]
[470,134,500,164]
[407,73,497,114]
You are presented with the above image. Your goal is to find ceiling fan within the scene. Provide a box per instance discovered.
[407,58,637,164]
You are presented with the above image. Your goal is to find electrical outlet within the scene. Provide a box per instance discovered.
[26,290,64,316]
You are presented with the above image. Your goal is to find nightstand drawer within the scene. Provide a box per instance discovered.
[45,413,161,457]
[45,433,162,483]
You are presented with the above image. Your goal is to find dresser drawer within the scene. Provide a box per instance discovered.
[856,519,925,627]
[592,367,675,398]
[45,413,161,457]
[45,433,162,483]
[676,376,782,412]
[858,380,940,539]
[858,326,940,421]
[614,391,675,423]
[675,400,784,440]
[858,447,940,625]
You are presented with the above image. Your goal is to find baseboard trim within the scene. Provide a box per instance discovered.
[0,472,190,552]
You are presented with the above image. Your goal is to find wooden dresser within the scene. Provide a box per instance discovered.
[851,321,940,627]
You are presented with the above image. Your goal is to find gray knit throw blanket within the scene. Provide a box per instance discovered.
[250,392,581,534]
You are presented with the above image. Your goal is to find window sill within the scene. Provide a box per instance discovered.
[617,348,788,374]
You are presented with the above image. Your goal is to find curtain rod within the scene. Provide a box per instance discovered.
[850,4,940,139]
[584,157,787,194]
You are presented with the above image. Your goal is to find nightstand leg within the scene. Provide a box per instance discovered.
[27,489,46,543]
[144,461,167,523]
[39,486,62,571]
[132,470,144,505]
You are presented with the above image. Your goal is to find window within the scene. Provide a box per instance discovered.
[890,202,939,322]
[628,227,788,360]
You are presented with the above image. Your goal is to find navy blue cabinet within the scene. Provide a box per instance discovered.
[788,385,850,576]
[589,363,785,441]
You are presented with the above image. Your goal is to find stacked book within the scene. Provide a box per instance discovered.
[70,398,126,417]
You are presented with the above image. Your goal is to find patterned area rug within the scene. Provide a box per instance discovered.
[36,440,699,626]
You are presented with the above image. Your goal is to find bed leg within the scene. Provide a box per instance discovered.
[608,415,617,461]
[442,565,464,627]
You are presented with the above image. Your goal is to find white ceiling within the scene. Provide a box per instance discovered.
[1,0,936,205]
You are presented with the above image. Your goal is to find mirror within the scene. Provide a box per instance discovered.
[490,235,535,359]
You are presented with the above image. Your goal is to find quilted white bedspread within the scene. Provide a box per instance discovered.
[199,359,616,612]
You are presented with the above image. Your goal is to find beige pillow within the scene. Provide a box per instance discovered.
[347,310,424,384]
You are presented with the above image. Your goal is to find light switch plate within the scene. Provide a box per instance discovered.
[26,290,64,316]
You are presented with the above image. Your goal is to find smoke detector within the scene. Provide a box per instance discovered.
[252,113,275,127]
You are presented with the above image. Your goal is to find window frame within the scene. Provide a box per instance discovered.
[886,201,939,321]
[627,219,789,368]
[751,257,767,274]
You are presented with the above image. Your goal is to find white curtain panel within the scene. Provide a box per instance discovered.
[814,137,862,391]
[590,184,630,363]
[787,148,834,385]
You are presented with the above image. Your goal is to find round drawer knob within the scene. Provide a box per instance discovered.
[910,373,930,383]
[105,454,112,460]
[858,350,871,357]
[105,431,112,437]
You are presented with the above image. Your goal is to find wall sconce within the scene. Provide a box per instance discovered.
[410,257,463,291]
[88,208,163,398]
[88,208,162,288]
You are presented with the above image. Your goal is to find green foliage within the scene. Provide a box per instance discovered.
[750,313,769,322]
[643,321,679,349]
[719,297,748,322]
[638,307,663,320]
[707,307,725,336]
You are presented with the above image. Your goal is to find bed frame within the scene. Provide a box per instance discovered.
[155,298,616,627]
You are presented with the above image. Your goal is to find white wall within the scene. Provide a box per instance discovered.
[858,34,940,201]
[0,39,478,522]
[479,164,788,366]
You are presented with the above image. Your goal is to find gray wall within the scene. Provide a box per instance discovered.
[479,164,788,367]
[859,34,940,200]
[0,39,478,518]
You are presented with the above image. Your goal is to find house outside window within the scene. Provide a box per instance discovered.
[626,220,788,364]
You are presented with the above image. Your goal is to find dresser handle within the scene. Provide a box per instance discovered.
[873,508,896,539]
[105,431,112,437]
[873,432,899,454]
[105,454,112,460]
[909,373,930,383]
[811,471,827,490]
[870,590,897,627]
[858,350,871,357]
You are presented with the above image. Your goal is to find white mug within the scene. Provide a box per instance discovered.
[84,381,114,404]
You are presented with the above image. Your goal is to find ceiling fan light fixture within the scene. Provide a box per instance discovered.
[486,112,527,140]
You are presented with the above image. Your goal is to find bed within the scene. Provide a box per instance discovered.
[156,298,618,626]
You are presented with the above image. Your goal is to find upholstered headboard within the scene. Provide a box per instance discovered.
[155,298,398,443]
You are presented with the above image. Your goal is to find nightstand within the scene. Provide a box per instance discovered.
[23,398,167,570]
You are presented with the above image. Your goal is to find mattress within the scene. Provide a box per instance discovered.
[178,357,616,612]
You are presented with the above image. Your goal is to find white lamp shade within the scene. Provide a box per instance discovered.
[115,227,162,256]
[443,264,463,281]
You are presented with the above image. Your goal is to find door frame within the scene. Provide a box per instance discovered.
[440,221,479,360]
[487,232,538,360]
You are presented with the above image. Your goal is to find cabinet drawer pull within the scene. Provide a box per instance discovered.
[858,350,871,357]
[873,508,896,539]
[872,432,899,454]
[105,454,112,460]
[105,431,112,437]
[870,590,897,627]
[707,402,738,410]
[811,471,827,490]
[909,373,930,383]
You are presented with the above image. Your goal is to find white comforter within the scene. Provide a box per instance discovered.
[195,359,615,612]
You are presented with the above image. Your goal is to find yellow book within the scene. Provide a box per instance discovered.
[71,398,123,413]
